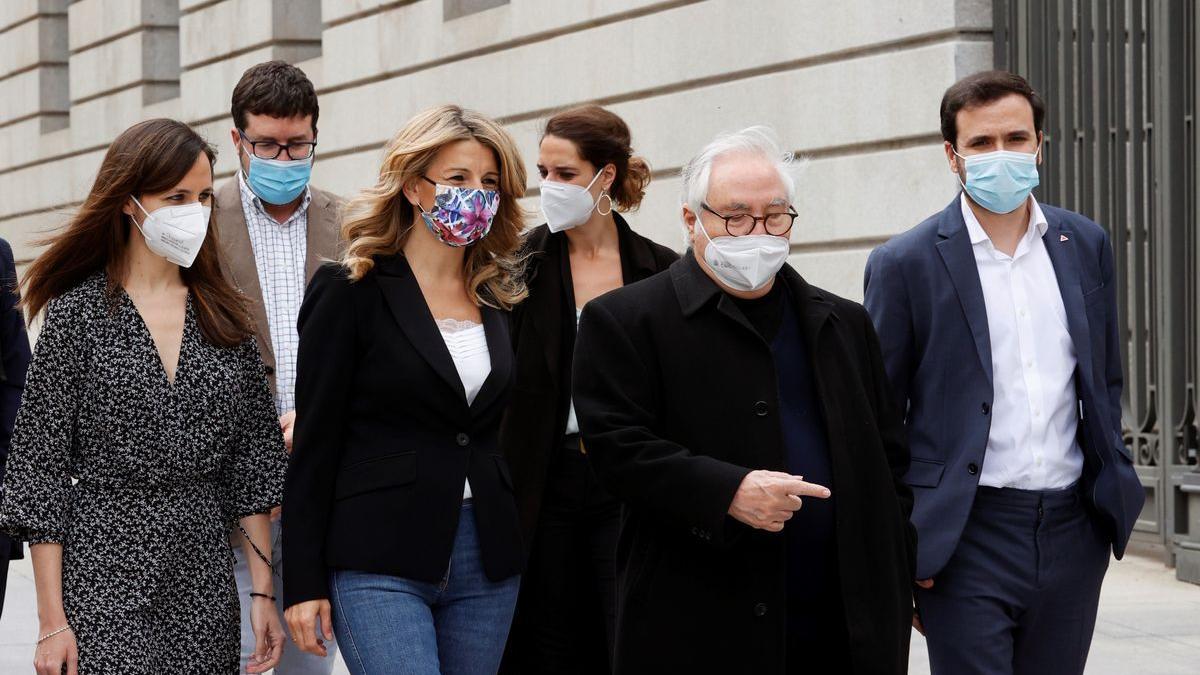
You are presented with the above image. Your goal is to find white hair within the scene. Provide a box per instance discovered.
[680,126,801,223]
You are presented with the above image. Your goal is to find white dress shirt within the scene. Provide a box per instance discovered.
[238,173,310,416]
[962,195,1083,490]
[439,319,492,500]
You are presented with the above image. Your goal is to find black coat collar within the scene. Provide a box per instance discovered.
[670,251,836,345]
[373,253,512,415]
[523,212,660,286]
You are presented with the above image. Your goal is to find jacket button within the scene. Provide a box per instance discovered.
[456,433,470,447]
[753,602,768,617]
[981,402,991,415]
[967,463,979,475]
[754,401,769,417]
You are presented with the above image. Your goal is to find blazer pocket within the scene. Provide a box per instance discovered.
[905,457,946,488]
[1114,440,1135,463]
[1083,282,1107,307]
[335,451,417,500]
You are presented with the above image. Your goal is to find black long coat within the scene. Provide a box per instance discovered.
[500,214,677,543]
[572,253,916,674]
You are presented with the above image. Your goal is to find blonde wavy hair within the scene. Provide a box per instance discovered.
[340,105,529,309]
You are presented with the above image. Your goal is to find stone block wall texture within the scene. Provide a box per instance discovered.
[0,0,994,301]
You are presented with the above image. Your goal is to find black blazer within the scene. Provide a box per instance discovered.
[573,254,915,674]
[501,213,678,542]
[282,255,522,609]
[0,238,30,562]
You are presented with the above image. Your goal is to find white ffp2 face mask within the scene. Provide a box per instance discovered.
[694,218,790,292]
[130,197,210,268]
[540,169,605,233]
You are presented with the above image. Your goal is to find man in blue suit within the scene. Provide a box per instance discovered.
[0,237,31,618]
[864,70,1142,675]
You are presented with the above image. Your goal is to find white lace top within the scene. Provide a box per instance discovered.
[438,318,491,500]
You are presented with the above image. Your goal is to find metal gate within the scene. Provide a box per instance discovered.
[993,0,1200,582]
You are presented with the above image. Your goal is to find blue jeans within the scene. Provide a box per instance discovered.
[330,502,520,675]
[234,517,339,674]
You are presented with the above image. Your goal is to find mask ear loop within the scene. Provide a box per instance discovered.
[128,196,153,238]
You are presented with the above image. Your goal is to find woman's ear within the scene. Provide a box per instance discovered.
[402,179,422,207]
[601,164,616,192]
[122,197,138,220]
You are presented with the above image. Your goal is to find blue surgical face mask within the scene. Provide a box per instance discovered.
[241,140,314,205]
[953,146,1041,214]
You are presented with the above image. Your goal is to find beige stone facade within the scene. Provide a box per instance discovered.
[0,0,993,300]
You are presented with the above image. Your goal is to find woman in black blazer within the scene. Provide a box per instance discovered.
[282,105,529,675]
[500,105,678,673]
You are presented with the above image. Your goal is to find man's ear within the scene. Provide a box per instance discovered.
[944,141,959,175]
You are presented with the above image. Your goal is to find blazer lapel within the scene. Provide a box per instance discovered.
[1041,214,1096,393]
[215,178,276,370]
[935,198,994,385]
[305,188,341,280]
[471,305,512,414]
[375,256,468,401]
[525,233,566,381]
[615,212,658,284]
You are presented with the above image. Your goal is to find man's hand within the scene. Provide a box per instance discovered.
[279,410,297,453]
[284,599,334,658]
[728,470,830,532]
[912,578,934,635]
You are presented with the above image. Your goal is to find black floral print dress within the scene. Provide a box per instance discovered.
[0,273,287,673]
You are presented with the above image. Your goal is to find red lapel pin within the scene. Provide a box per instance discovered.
[1060,234,1069,242]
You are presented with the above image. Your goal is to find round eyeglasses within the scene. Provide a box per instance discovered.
[700,203,797,236]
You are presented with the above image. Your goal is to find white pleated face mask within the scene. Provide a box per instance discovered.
[540,169,605,233]
[693,218,790,292]
[130,196,210,268]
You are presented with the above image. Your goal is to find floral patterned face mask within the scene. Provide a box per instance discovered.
[417,177,500,247]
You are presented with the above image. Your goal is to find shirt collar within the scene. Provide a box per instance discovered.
[959,193,1048,247]
[238,171,312,225]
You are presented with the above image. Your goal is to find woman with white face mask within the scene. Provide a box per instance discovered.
[0,119,288,674]
[500,105,678,674]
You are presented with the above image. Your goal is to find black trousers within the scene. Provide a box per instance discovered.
[0,533,15,619]
[504,435,620,674]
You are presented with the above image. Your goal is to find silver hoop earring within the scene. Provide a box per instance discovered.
[597,192,613,216]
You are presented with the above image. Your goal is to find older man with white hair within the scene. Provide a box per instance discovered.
[572,127,916,673]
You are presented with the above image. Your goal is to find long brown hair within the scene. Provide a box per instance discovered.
[22,118,253,348]
[339,105,528,309]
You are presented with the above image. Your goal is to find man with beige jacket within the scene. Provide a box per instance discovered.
[216,60,341,674]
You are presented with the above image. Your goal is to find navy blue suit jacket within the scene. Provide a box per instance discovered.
[864,196,1142,580]
[0,238,31,561]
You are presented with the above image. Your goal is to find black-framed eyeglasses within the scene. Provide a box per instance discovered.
[701,203,797,236]
[238,130,317,161]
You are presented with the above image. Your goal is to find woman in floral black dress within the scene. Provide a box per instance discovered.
[0,119,288,674]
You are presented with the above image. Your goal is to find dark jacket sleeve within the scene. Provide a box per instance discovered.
[0,296,81,545]
[283,265,358,608]
[859,305,916,574]
[1099,231,1125,448]
[573,299,749,546]
[0,239,31,484]
[863,245,914,422]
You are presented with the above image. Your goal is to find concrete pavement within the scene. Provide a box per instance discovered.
[1,549,1196,673]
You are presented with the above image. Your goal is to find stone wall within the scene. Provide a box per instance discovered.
[0,0,993,300]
